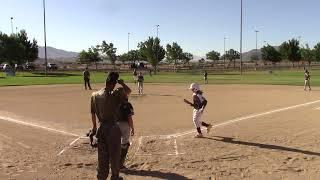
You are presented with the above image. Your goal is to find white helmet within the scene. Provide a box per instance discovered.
[189,83,200,91]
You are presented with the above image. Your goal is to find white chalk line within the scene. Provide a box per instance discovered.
[133,137,143,158]
[136,99,320,156]
[174,139,179,156]
[0,115,80,137]
[57,136,82,156]
[17,142,31,149]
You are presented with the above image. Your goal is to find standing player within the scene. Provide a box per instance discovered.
[137,72,144,94]
[133,69,138,84]
[204,70,208,84]
[83,67,92,90]
[304,69,311,91]
[184,83,212,138]
[115,87,135,170]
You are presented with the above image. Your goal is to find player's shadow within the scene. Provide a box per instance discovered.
[121,169,191,180]
[206,136,320,156]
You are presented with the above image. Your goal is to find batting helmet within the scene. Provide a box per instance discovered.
[189,83,200,91]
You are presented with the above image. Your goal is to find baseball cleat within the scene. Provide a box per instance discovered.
[194,134,204,138]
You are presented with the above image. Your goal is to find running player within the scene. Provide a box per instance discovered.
[184,83,212,138]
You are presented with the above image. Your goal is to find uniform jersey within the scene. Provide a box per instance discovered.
[90,88,122,123]
[305,73,310,80]
[83,70,90,80]
[193,91,207,110]
[119,102,134,122]
[138,75,144,82]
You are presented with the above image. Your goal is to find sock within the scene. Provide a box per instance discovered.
[197,127,202,134]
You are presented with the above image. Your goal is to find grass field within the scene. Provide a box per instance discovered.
[0,69,318,86]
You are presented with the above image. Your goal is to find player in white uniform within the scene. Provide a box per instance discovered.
[304,69,311,91]
[184,83,212,138]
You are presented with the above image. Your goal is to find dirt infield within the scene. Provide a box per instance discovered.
[1,83,320,179]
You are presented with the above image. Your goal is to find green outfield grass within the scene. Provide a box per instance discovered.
[0,70,318,86]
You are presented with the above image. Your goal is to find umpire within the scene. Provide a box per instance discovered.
[90,72,131,180]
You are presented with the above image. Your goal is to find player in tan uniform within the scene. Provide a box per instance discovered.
[184,83,212,138]
[90,72,131,180]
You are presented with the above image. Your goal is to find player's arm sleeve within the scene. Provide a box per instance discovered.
[128,103,134,116]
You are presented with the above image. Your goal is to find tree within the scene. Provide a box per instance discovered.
[100,41,117,69]
[138,37,165,74]
[0,33,25,66]
[225,49,240,69]
[261,44,282,66]
[77,46,102,70]
[181,52,193,65]
[166,42,184,71]
[314,43,320,62]
[0,30,38,66]
[127,50,140,63]
[118,53,129,65]
[206,50,220,67]
[301,44,315,67]
[17,30,38,63]
[78,50,90,64]
[279,39,301,67]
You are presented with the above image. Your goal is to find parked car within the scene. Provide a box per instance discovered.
[15,64,24,71]
[47,63,58,70]
[25,63,35,71]
[2,64,11,71]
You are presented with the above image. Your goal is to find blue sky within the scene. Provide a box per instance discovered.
[1,0,320,56]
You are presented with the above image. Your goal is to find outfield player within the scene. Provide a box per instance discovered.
[184,83,212,138]
[204,71,208,84]
[133,69,138,84]
[304,69,311,91]
[137,72,144,94]
[115,88,135,170]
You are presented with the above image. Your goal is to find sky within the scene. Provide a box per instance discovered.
[1,0,320,57]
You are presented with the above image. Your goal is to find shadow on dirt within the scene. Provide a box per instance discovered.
[122,169,191,180]
[206,136,320,156]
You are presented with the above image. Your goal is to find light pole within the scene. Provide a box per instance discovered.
[255,30,259,58]
[127,32,130,53]
[16,27,18,34]
[156,24,159,38]
[127,32,130,63]
[43,0,48,76]
[254,30,259,70]
[10,17,14,34]
[155,25,160,72]
[224,36,228,68]
[240,0,243,75]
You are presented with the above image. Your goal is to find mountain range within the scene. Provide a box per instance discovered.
[38,46,264,62]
